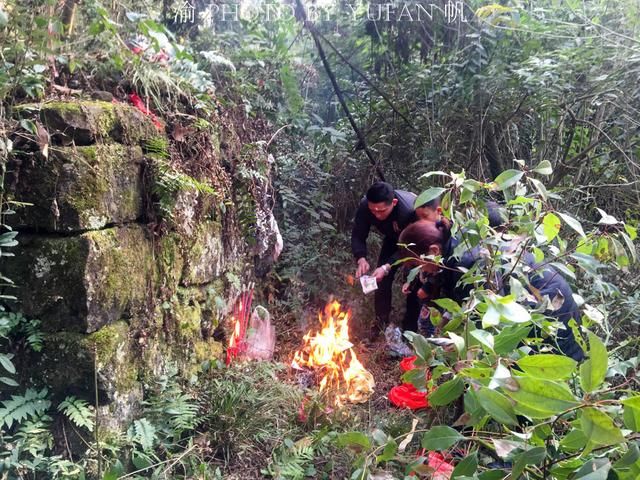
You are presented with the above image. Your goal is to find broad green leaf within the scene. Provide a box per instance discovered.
[621,232,637,263]
[576,239,596,255]
[615,442,639,468]
[494,169,524,191]
[542,212,561,242]
[559,428,587,452]
[622,396,640,432]
[459,367,493,382]
[500,300,531,323]
[482,304,500,328]
[476,387,518,426]
[516,354,577,380]
[492,438,523,458]
[488,362,513,390]
[459,186,474,204]
[421,425,464,450]
[505,376,579,418]
[131,451,154,470]
[494,324,530,355]
[549,261,576,279]
[462,179,483,192]
[596,208,618,225]
[376,439,398,463]
[0,8,8,28]
[405,265,421,283]
[415,187,447,209]
[402,367,427,391]
[447,331,465,353]
[429,377,465,406]
[463,390,485,426]
[0,377,18,386]
[434,298,462,313]
[478,471,507,480]
[350,468,364,480]
[529,177,549,200]
[532,160,553,175]
[511,446,546,479]
[20,119,38,135]
[443,312,464,332]
[558,212,586,239]
[413,334,432,361]
[573,457,611,480]
[624,223,637,241]
[0,354,15,374]
[470,329,494,351]
[616,458,640,480]
[337,431,371,450]
[372,428,388,446]
[451,451,478,478]
[102,460,124,480]
[551,458,585,479]
[580,407,624,447]
[579,332,608,392]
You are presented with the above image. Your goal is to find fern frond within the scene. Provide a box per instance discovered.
[15,416,54,456]
[200,51,236,73]
[0,388,51,429]
[128,418,157,451]
[266,443,316,480]
[143,137,170,159]
[164,393,199,432]
[24,319,44,352]
[58,396,95,431]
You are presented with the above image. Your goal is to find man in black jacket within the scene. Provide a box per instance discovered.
[351,182,419,339]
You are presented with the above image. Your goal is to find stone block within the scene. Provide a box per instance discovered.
[6,144,143,232]
[4,226,154,333]
[181,220,230,285]
[15,100,159,146]
[32,321,141,404]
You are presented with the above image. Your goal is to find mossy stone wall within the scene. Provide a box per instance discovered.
[4,100,281,429]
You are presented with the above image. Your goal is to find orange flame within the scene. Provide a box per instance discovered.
[292,301,375,405]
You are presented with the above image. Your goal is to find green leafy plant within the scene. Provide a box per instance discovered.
[339,166,640,479]
[57,396,95,432]
[0,388,51,430]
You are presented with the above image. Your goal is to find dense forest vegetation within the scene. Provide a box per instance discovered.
[0,0,639,479]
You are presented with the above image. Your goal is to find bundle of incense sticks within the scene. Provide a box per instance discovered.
[225,284,254,365]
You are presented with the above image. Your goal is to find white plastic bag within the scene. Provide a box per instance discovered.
[243,306,276,360]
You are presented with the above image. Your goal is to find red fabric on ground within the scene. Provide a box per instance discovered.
[128,93,164,130]
[400,355,418,372]
[427,451,455,479]
[388,383,429,409]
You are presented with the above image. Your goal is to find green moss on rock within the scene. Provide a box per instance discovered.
[193,340,223,363]
[6,143,144,232]
[156,233,184,292]
[182,220,229,285]
[4,226,155,333]
[84,227,155,330]
[14,100,158,146]
[174,302,202,339]
[34,321,139,402]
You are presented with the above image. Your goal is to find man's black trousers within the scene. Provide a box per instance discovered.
[374,237,420,333]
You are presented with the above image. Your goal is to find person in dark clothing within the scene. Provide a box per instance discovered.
[401,196,447,336]
[351,182,420,338]
[486,201,585,361]
[398,217,585,361]
[398,220,455,336]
